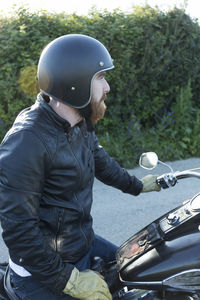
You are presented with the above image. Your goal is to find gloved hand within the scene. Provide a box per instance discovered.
[63,267,112,300]
[141,174,161,192]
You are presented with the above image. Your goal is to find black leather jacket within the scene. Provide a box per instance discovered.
[0,94,143,294]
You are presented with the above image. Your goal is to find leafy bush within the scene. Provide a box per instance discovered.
[0,6,200,166]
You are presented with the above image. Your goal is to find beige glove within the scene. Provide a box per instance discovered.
[141,174,161,192]
[63,267,112,300]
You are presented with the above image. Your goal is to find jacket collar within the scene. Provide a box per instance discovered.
[36,94,91,135]
[36,93,71,132]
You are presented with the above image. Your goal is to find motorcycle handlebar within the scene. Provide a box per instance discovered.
[157,170,200,189]
[175,170,200,180]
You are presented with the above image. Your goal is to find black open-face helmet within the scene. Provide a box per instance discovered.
[37,34,114,108]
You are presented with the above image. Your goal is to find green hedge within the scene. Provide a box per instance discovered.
[0,6,200,167]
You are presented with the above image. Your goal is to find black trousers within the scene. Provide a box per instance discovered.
[10,235,118,300]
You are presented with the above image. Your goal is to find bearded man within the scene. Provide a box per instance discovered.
[0,34,160,300]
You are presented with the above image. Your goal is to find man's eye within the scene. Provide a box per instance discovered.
[98,72,106,80]
[100,74,106,80]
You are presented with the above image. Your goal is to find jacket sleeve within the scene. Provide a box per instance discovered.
[0,129,73,294]
[93,133,143,196]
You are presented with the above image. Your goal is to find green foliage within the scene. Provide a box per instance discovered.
[0,6,200,166]
[19,65,39,96]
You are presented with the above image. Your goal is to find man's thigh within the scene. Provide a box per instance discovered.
[91,234,118,263]
[10,270,75,300]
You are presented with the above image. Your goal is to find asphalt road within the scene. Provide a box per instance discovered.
[0,157,200,263]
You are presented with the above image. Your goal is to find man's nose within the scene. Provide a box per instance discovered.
[104,79,110,93]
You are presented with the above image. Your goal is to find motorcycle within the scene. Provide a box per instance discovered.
[1,152,200,300]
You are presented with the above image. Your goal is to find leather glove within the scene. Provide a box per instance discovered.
[63,267,112,300]
[141,174,161,192]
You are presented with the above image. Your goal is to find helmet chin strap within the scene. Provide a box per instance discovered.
[79,103,92,120]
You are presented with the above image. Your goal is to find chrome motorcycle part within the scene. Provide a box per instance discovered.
[163,269,200,292]
[139,152,173,172]
[139,152,158,170]
[156,173,177,189]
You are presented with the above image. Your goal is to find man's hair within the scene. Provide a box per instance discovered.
[41,93,50,103]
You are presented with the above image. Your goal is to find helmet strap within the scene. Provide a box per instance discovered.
[79,103,92,120]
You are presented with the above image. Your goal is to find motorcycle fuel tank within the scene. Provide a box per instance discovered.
[116,193,200,283]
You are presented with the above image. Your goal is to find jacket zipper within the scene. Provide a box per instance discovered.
[55,210,63,252]
[74,193,89,249]
[66,133,83,186]
[66,131,89,249]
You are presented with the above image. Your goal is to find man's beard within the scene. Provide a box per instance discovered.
[90,96,107,124]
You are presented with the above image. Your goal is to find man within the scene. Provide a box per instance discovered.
[0,34,160,300]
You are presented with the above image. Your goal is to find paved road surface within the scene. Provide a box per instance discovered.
[0,157,200,263]
[92,157,200,245]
